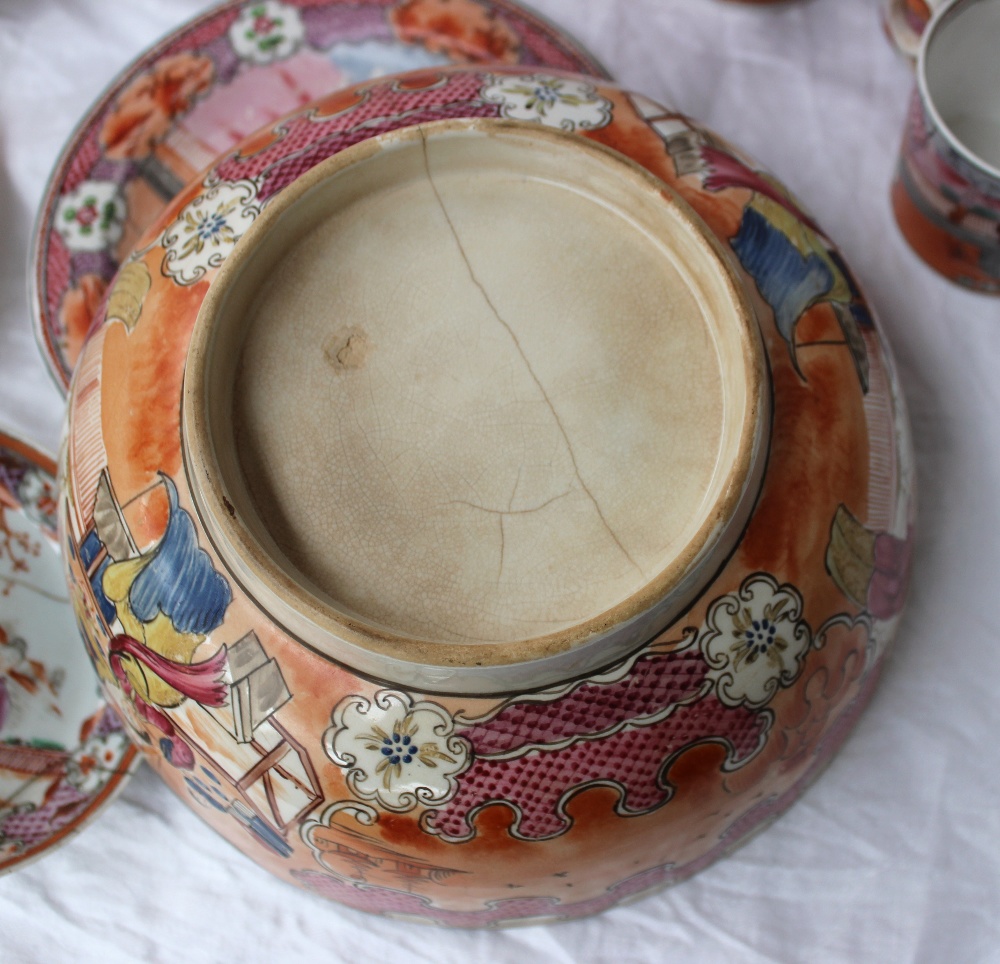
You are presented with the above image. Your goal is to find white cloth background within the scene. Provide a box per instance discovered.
[1,1,998,961]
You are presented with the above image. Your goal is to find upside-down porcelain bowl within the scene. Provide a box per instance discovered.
[59,65,914,926]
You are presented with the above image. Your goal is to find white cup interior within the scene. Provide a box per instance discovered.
[922,0,1000,172]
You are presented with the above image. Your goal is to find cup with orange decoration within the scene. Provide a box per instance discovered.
[892,0,1000,291]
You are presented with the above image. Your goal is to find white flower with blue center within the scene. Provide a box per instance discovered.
[700,574,812,709]
[161,177,262,285]
[326,690,469,812]
[481,74,613,132]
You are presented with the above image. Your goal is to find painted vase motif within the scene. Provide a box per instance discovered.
[60,66,914,926]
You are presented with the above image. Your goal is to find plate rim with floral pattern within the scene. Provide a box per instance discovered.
[0,425,140,875]
[29,0,611,394]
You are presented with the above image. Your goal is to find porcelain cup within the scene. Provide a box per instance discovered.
[891,0,1000,291]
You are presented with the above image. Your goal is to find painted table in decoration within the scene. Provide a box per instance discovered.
[31,0,609,391]
[0,430,139,874]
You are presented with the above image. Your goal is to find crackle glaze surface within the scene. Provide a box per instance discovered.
[32,0,608,393]
[61,67,914,925]
[0,431,138,874]
[205,124,760,659]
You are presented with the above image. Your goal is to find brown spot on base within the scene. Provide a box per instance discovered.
[323,327,370,372]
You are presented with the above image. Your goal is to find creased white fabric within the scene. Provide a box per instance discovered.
[1,1,998,961]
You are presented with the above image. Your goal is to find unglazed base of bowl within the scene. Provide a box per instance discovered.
[236,133,737,644]
[184,120,767,690]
